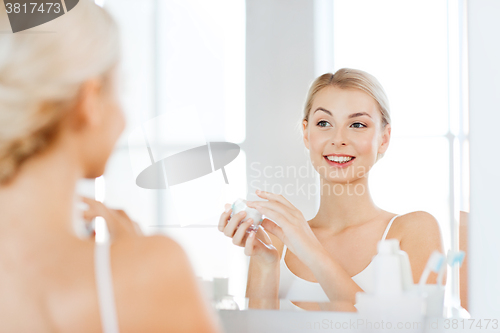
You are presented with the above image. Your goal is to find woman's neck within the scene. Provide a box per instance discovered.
[309,175,382,233]
[0,143,81,239]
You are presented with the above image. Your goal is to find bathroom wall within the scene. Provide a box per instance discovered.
[94,0,470,304]
[244,0,318,219]
[468,0,500,317]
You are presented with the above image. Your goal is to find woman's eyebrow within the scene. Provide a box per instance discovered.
[313,107,332,116]
[313,109,372,119]
[348,112,372,119]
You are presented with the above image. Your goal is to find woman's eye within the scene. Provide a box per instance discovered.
[350,122,366,128]
[317,120,331,127]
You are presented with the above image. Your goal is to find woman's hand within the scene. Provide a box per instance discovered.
[218,203,279,265]
[246,190,322,263]
[81,197,143,239]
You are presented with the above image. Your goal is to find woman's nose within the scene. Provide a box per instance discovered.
[331,128,347,146]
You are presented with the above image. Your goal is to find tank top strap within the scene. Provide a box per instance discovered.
[381,214,401,242]
[95,241,120,333]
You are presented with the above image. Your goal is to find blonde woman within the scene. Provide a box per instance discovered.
[219,69,446,311]
[0,1,219,332]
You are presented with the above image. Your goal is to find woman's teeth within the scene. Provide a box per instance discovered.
[326,156,353,163]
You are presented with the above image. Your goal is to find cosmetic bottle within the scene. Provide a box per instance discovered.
[213,277,239,311]
[230,198,263,232]
[356,239,425,332]
[373,240,403,296]
[399,248,414,291]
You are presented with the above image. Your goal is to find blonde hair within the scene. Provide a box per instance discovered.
[0,0,120,185]
[302,68,391,127]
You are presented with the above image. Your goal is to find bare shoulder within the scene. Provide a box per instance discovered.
[111,235,194,303]
[390,211,445,284]
[136,234,187,265]
[391,211,441,250]
[391,211,442,242]
[112,234,188,275]
[111,235,220,332]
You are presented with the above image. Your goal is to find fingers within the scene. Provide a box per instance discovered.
[255,190,295,211]
[219,203,280,260]
[260,218,284,241]
[112,209,142,235]
[232,219,254,246]
[244,230,257,256]
[132,221,143,236]
[218,203,250,238]
[80,197,140,238]
[218,204,232,232]
[246,202,291,230]
[223,211,247,238]
[243,231,274,257]
[246,197,296,223]
[81,197,107,221]
[108,209,137,235]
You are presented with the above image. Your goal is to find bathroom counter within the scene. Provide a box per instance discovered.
[218,309,476,333]
[218,308,358,333]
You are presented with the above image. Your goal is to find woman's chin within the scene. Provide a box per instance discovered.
[321,177,353,185]
[83,166,106,179]
[320,175,368,185]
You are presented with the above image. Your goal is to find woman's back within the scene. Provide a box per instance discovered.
[0,230,100,332]
[0,226,219,332]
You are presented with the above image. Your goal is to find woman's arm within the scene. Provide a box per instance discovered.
[246,223,363,311]
[245,232,283,309]
[396,211,446,284]
[304,246,364,311]
[218,203,281,309]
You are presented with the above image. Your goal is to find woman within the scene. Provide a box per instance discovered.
[219,69,445,311]
[0,1,220,332]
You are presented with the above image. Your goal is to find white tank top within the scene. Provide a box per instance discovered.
[278,215,400,310]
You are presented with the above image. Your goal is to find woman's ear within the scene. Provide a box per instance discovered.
[70,78,104,131]
[377,123,391,155]
[302,119,309,150]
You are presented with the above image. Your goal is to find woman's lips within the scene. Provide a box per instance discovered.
[323,155,356,168]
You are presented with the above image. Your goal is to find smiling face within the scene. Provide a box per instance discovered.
[302,86,391,184]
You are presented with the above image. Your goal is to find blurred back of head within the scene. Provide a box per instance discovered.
[0,0,120,185]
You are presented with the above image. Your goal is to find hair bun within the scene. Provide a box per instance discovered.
[0,0,119,184]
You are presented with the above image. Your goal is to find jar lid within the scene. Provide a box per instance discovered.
[231,198,247,213]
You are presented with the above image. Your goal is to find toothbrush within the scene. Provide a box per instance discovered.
[437,262,447,287]
[446,250,468,318]
[447,250,465,267]
[419,251,445,292]
[438,250,465,286]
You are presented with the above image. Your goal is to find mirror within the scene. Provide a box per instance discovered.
[93,0,470,323]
